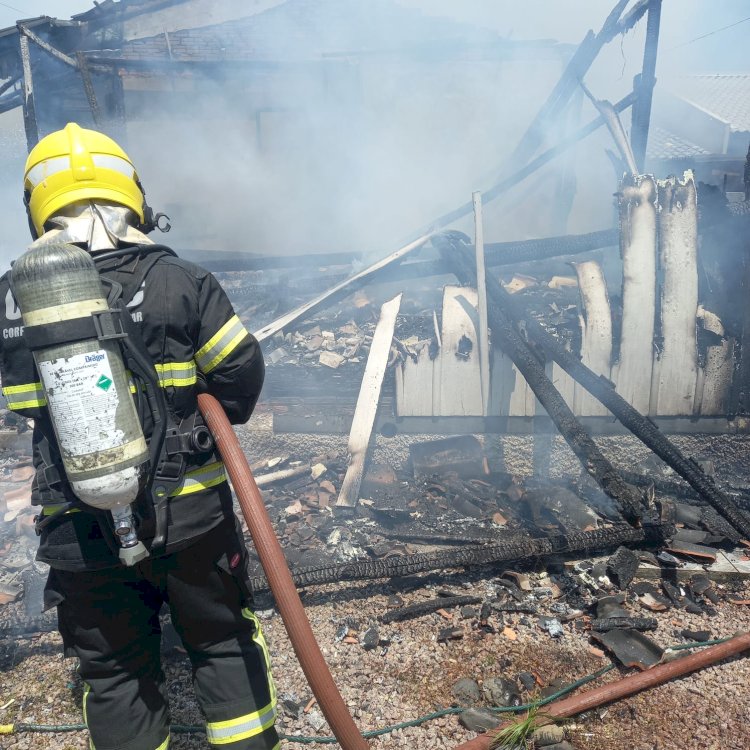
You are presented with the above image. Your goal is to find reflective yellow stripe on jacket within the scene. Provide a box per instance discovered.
[154,361,197,387]
[195,315,249,374]
[2,381,47,410]
[128,362,197,392]
[42,462,228,516]
[170,461,227,497]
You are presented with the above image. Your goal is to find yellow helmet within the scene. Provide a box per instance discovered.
[23,123,145,237]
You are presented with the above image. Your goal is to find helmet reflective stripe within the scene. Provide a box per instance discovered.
[92,154,137,179]
[25,156,71,189]
[25,154,136,190]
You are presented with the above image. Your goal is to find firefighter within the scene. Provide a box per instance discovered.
[0,123,279,750]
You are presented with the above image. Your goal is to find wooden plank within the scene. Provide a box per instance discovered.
[551,361,576,410]
[337,294,402,507]
[573,260,612,416]
[612,174,657,414]
[473,192,491,415]
[508,366,535,417]
[438,287,484,417]
[652,171,699,415]
[395,343,434,417]
[695,307,734,416]
[581,84,638,175]
[490,347,513,416]
[254,235,430,343]
[431,310,443,417]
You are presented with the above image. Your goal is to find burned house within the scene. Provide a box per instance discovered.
[0,0,579,254]
[1,2,750,747]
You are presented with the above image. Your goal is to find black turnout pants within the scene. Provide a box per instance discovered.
[45,518,280,750]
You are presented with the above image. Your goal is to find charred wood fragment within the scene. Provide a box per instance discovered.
[591,616,658,632]
[380,595,483,624]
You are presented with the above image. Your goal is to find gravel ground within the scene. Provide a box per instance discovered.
[1,571,749,750]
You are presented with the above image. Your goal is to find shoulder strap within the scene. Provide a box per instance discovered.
[95,245,171,306]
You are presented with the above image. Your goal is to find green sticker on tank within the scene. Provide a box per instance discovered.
[96,374,113,391]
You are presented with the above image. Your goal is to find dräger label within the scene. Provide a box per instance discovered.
[37,350,126,456]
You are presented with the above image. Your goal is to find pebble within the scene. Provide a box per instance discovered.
[458,707,501,733]
[452,677,481,705]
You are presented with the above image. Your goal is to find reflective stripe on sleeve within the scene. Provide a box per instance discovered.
[154,361,197,387]
[2,381,47,410]
[195,315,249,374]
[169,461,227,497]
[128,362,197,391]
[205,700,276,745]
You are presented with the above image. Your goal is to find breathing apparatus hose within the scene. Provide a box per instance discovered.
[197,393,369,750]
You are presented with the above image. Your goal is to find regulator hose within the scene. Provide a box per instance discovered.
[197,393,369,750]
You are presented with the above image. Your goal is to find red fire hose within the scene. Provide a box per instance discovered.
[452,630,750,749]
[198,393,369,750]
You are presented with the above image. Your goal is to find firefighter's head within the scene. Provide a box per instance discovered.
[23,123,148,239]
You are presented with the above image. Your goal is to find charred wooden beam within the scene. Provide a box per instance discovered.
[18,32,38,150]
[380,595,483,624]
[249,524,657,592]
[591,616,658,632]
[630,0,663,172]
[440,231,750,539]
[365,228,621,285]
[506,0,630,171]
[254,234,430,343]
[581,83,637,175]
[486,227,619,266]
[76,51,102,127]
[614,0,651,35]
[18,24,77,68]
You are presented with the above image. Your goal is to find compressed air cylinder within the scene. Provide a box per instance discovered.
[11,243,149,510]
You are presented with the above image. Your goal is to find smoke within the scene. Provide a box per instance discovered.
[0,0,746,270]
